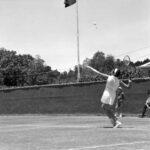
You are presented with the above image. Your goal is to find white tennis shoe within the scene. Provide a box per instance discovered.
[113,121,122,128]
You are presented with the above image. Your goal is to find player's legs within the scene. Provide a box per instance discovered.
[115,103,119,117]
[141,105,147,117]
[118,102,123,117]
[101,103,119,127]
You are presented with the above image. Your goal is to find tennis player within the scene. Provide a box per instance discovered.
[140,89,150,118]
[100,68,131,128]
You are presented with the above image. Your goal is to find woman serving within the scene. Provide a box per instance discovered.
[100,68,131,128]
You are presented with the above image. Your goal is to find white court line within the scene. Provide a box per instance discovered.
[0,124,95,132]
[0,124,150,132]
[0,124,147,129]
[68,141,149,150]
[0,124,94,129]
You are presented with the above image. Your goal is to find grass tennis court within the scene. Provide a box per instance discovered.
[0,115,150,150]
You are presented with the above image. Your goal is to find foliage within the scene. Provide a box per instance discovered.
[80,51,149,82]
[0,48,59,86]
[0,48,149,87]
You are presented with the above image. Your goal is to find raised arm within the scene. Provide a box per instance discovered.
[86,66,109,78]
[97,71,109,78]
[120,80,132,88]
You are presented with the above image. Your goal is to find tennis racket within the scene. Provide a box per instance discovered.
[123,55,130,66]
[123,55,132,80]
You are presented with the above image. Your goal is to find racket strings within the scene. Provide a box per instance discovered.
[123,55,130,66]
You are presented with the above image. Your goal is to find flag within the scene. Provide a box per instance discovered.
[64,0,76,7]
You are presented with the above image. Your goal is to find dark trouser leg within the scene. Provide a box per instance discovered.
[118,102,123,117]
[101,103,117,126]
[141,105,147,117]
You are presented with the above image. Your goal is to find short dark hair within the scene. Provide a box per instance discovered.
[114,68,121,77]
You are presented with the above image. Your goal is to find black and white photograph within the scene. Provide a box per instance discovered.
[0,0,150,149]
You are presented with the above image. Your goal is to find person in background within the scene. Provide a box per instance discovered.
[140,89,150,118]
[115,86,125,118]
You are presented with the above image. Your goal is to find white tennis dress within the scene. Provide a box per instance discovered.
[101,75,120,105]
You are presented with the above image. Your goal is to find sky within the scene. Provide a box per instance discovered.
[0,0,150,72]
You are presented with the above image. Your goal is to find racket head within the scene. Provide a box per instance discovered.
[123,55,130,66]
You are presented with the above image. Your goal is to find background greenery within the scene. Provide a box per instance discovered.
[0,47,149,87]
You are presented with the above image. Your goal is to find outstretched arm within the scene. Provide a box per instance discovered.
[86,66,109,78]
[97,71,109,78]
[120,80,132,88]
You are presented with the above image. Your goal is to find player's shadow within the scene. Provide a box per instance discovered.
[103,126,113,128]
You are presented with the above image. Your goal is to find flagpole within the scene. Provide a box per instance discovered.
[76,0,80,82]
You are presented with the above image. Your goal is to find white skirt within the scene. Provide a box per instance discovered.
[101,89,116,105]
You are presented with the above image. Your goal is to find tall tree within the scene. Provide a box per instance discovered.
[90,51,105,72]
